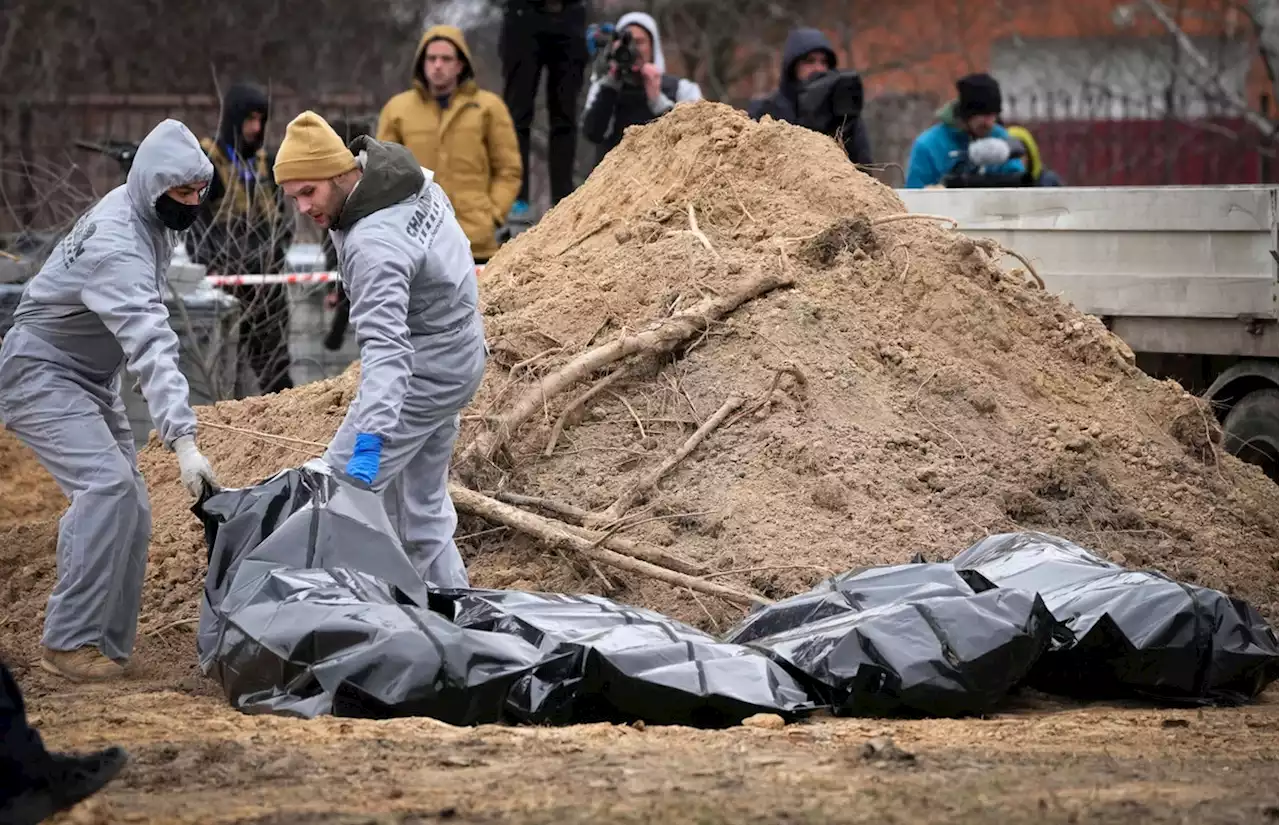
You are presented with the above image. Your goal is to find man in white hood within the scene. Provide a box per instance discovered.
[581,11,701,164]
[0,118,220,682]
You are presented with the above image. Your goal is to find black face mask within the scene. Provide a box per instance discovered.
[154,193,200,231]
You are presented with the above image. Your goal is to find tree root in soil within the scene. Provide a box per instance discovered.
[449,484,769,607]
[543,365,634,456]
[485,490,709,576]
[589,395,743,528]
[460,269,794,473]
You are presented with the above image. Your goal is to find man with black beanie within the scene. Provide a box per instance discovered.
[500,0,589,222]
[186,81,296,395]
[904,72,1024,188]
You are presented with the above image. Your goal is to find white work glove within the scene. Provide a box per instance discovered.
[174,435,219,498]
[968,136,1012,168]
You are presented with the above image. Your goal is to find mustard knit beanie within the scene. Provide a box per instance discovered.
[273,111,358,183]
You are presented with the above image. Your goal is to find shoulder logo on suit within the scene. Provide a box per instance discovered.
[404,185,446,246]
[61,216,98,267]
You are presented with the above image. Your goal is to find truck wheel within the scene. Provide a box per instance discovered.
[1222,388,1278,482]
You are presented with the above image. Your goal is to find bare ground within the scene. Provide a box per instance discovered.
[7,649,1275,825]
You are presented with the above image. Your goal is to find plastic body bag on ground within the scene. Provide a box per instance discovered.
[196,467,1277,723]
[723,563,1059,717]
[195,465,811,725]
[214,567,545,722]
[431,589,816,726]
[195,462,430,672]
[951,532,1280,705]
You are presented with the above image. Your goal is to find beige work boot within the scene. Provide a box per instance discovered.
[39,647,126,682]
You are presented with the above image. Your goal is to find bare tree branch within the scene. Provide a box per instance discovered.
[1136,0,1277,137]
[1242,0,1278,85]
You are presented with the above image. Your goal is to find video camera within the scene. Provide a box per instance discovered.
[940,137,1028,188]
[609,28,642,87]
[795,69,864,137]
[74,139,140,176]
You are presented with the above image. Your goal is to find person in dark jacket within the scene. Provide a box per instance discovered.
[580,11,702,165]
[186,82,295,395]
[748,27,872,165]
[1,659,129,822]
[501,0,589,219]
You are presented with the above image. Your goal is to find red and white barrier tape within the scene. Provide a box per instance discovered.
[205,266,485,287]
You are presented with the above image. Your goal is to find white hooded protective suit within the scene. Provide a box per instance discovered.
[323,135,487,588]
[0,118,213,662]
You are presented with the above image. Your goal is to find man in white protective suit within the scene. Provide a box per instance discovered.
[0,119,220,682]
[273,111,486,588]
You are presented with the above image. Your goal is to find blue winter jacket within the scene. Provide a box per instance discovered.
[904,101,1024,188]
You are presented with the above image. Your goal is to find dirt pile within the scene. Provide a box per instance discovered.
[458,101,1277,617]
[2,101,1276,671]
[0,427,65,529]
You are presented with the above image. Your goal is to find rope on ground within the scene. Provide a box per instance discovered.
[197,419,328,451]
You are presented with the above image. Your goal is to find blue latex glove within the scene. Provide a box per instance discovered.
[345,433,383,484]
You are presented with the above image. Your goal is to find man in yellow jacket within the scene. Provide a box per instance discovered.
[376,26,522,263]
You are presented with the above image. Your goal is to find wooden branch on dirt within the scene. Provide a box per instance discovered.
[687,203,720,259]
[870,213,959,229]
[487,490,709,575]
[728,364,808,427]
[997,245,1045,290]
[593,395,743,527]
[450,484,768,607]
[553,215,614,256]
[563,524,708,577]
[543,365,632,456]
[491,491,592,522]
[511,346,564,375]
[462,270,794,469]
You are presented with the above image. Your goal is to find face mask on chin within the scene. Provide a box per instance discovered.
[154,193,201,231]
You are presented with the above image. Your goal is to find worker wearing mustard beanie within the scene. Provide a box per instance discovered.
[273,105,485,592]
[273,111,359,183]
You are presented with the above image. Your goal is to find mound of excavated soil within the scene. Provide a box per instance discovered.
[2,101,1276,673]
[0,427,65,529]
[461,101,1277,616]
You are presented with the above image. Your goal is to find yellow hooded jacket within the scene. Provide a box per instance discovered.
[376,26,522,260]
[1004,125,1042,181]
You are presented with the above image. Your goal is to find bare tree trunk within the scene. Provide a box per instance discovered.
[1246,0,1279,86]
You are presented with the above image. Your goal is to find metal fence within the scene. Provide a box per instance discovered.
[865,90,1275,187]
[0,94,378,237]
[3,88,1272,236]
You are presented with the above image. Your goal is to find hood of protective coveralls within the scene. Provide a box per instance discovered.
[216,82,270,156]
[778,28,838,104]
[615,11,666,72]
[126,119,216,228]
[1005,125,1042,180]
[334,135,427,231]
[412,25,477,97]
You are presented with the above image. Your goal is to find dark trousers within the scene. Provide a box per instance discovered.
[230,284,293,394]
[1,661,48,798]
[501,0,588,206]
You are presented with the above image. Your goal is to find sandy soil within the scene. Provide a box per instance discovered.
[7,651,1275,825]
[0,426,65,529]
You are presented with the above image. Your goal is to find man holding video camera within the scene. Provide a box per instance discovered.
[905,73,1025,188]
[581,11,702,165]
[748,27,872,165]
